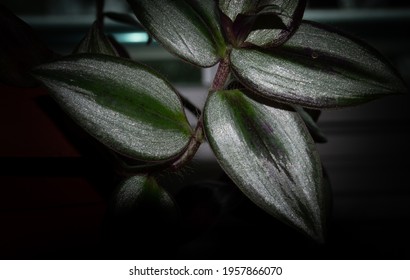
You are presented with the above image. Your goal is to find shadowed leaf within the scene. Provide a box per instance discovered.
[113,175,178,219]
[33,54,192,161]
[104,12,142,27]
[73,20,119,56]
[294,106,327,143]
[204,89,325,241]
[0,4,56,87]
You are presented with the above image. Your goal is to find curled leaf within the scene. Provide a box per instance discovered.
[219,0,306,47]
[33,54,192,161]
[231,21,408,109]
[204,89,325,241]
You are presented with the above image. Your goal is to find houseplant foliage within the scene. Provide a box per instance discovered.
[2,0,408,243]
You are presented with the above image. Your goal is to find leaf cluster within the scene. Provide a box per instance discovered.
[1,0,408,242]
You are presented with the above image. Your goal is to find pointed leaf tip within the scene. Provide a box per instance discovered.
[204,89,326,241]
[73,21,119,56]
[114,175,177,217]
[231,21,407,108]
[33,54,192,161]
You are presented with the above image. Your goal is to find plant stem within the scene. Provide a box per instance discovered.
[168,58,232,171]
[96,0,105,28]
[115,57,231,175]
[211,57,230,91]
[180,95,201,118]
[169,120,204,171]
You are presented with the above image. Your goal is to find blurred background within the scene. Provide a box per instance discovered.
[1,0,410,259]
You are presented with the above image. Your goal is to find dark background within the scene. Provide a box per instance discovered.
[1,0,410,259]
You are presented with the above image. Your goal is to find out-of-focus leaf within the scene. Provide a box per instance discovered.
[219,0,306,47]
[303,107,321,122]
[107,175,179,256]
[231,21,408,109]
[204,89,325,242]
[113,175,177,219]
[107,35,131,58]
[104,12,142,28]
[0,4,56,87]
[104,12,153,47]
[294,106,327,143]
[127,0,224,67]
[33,54,192,161]
[73,21,119,56]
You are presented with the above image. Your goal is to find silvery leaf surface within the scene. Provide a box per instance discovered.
[184,0,226,55]
[231,21,408,109]
[204,89,325,241]
[33,54,192,161]
[73,21,119,56]
[245,0,306,47]
[218,0,252,22]
[127,0,224,67]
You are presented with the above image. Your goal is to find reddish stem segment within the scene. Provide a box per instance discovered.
[120,58,232,175]
[211,57,230,91]
[168,58,232,171]
[169,121,204,171]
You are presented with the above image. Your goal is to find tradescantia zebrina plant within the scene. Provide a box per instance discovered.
[30,0,408,242]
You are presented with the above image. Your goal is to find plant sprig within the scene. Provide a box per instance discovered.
[2,0,408,242]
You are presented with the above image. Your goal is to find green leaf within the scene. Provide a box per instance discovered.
[73,21,119,56]
[231,21,408,109]
[219,0,306,47]
[204,89,325,241]
[127,0,223,67]
[113,175,178,220]
[33,54,192,161]
[0,4,56,87]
